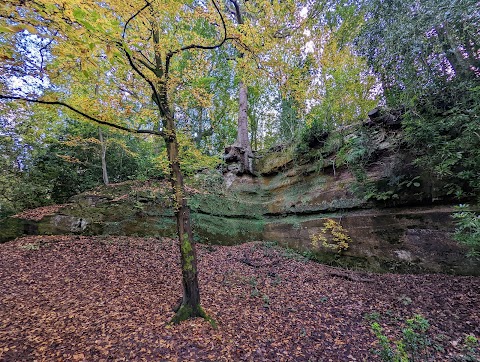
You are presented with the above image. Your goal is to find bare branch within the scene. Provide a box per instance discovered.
[39,31,57,73]
[122,2,151,40]
[0,95,164,137]
[228,0,243,24]
[139,50,156,67]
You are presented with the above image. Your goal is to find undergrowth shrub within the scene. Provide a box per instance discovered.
[371,314,431,362]
[297,121,331,153]
[403,83,480,198]
[311,218,351,253]
[452,204,480,258]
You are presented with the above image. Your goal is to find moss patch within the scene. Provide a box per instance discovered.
[255,150,294,175]
[192,214,265,245]
[189,193,266,218]
[170,304,217,328]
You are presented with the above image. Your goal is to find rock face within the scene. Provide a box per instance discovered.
[2,120,478,275]
[220,148,476,275]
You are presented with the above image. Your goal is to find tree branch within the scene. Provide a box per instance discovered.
[122,1,151,40]
[165,0,228,75]
[139,50,156,67]
[0,95,164,137]
[120,2,158,75]
[117,40,168,118]
[132,53,157,74]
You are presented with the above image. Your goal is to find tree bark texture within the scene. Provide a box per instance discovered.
[149,20,204,322]
[98,128,109,185]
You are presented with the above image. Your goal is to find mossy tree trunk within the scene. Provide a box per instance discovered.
[151,22,208,322]
[161,104,204,323]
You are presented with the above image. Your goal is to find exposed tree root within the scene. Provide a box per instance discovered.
[170,303,217,329]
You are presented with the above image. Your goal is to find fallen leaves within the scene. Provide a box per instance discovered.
[12,204,72,221]
[0,236,478,361]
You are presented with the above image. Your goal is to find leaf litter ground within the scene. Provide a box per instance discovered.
[0,236,478,361]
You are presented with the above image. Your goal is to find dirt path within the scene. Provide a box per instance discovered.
[1,236,479,361]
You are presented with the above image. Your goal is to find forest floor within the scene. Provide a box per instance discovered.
[1,236,479,361]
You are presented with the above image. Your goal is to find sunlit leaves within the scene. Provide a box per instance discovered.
[154,132,221,175]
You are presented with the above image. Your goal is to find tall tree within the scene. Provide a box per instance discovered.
[0,0,230,324]
[222,0,311,171]
[98,128,109,185]
[222,0,254,173]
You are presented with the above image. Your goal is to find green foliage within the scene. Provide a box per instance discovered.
[296,120,331,154]
[336,130,374,171]
[371,315,431,362]
[0,103,160,216]
[354,175,422,203]
[278,96,302,144]
[464,335,478,351]
[364,311,381,322]
[402,85,480,197]
[357,0,479,106]
[356,0,480,201]
[155,133,221,176]
[191,169,225,193]
[306,1,379,131]
[461,334,480,361]
[452,204,480,258]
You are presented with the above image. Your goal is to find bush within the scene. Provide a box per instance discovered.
[311,218,351,253]
[371,314,431,362]
[452,204,480,258]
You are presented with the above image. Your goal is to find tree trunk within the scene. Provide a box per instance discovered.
[158,94,212,325]
[236,80,250,151]
[224,80,254,174]
[150,22,212,325]
[164,122,201,319]
[98,128,109,185]
[223,0,254,174]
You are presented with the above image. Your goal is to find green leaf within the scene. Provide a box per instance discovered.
[73,8,87,21]
[0,26,16,34]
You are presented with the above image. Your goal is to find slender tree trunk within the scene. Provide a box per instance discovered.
[156,87,211,325]
[150,23,212,325]
[165,115,200,307]
[98,128,109,185]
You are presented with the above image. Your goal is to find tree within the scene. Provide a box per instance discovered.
[222,0,312,171]
[0,0,231,324]
[356,0,480,197]
[222,0,254,173]
[356,0,480,105]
